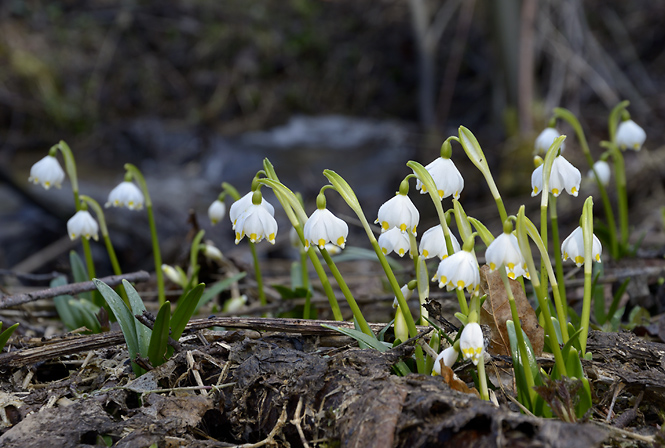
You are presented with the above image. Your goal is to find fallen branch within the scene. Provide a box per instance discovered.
[0,271,151,309]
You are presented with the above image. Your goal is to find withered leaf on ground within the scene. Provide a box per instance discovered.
[479,265,544,356]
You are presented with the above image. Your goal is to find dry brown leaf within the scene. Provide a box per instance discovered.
[479,265,544,357]
[438,363,480,397]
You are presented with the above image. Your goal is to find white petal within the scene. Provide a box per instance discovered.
[616,119,646,151]
[29,155,65,190]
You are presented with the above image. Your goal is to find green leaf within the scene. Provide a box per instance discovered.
[468,217,495,247]
[606,278,630,327]
[51,276,78,331]
[69,251,92,302]
[171,283,204,340]
[122,280,152,357]
[196,272,247,311]
[69,300,101,333]
[0,322,19,351]
[321,324,390,352]
[148,301,171,367]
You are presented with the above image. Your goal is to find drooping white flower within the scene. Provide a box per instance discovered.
[229,192,275,229]
[433,249,480,295]
[587,160,611,187]
[303,208,349,250]
[67,210,99,241]
[28,155,65,190]
[378,227,411,257]
[202,243,223,262]
[414,157,464,200]
[392,283,414,309]
[375,193,419,235]
[531,155,581,197]
[534,127,566,155]
[105,181,144,210]
[234,204,278,244]
[561,226,602,267]
[432,346,459,375]
[460,322,484,366]
[485,232,527,280]
[419,225,460,260]
[615,119,646,151]
[208,199,227,225]
[162,264,187,286]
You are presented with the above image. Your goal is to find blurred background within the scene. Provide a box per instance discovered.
[1,0,664,285]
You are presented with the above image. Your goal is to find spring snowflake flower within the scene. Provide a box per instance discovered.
[561,226,602,267]
[234,204,278,244]
[208,199,227,225]
[202,243,223,262]
[432,346,459,375]
[392,283,414,309]
[587,160,611,187]
[419,225,460,260]
[415,157,464,200]
[378,227,411,257]
[615,119,646,151]
[105,181,144,210]
[485,232,528,280]
[162,264,186,286]
[375,193,419,235]
[433,249,480,295]
[67,210,99,241]
[229,192,275,229]
[28,155,65,190]
[303,208,349,250]
[531,155,581,197]
[534,127,566,155]
[460,322,484,366]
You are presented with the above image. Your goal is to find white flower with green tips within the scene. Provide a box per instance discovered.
[375,193,419,235]
[202,243,223,262]
[379,227,410,257]
[485,232,527,280]
[561,226,602,267]
[419,225,460,260]
[433,249,480,294]
[162,264,186,286]
[303,208,348,250]
[460,322,484,366]
[105,181,144,210]
[67,210,99,241]
[229,192,275,229]
[432,346,459,375]
[234,204,278,245]
[29,155,65,190]
[534,127,565,154]
[414,157,464,200]
[587,160,611,186]
[208,199,227,225]
[531,155,581,197]
[615,119,646,151]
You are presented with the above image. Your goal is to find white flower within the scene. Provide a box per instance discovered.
[414,157,464,200]
[375,193,419,235]
[202,243,223,262]
[561,226,602,267]
[105,181,144,210]
[229,192,275,229]
[615,119,646,151]
[433,249,480,295]
[531,155,581,197]
[485,232,527,280]
[432,346,459,375]
[303,208,349,250]
[419,225,460,260]
[587,160,611,187]
[234,204,278,244]
[67,210,99,241]
[460,322,484,366]
[223,295,248,313]
[534,127,566,155]
[29,155,65,190]
[162,264,187,286]
[208,199,226,225]
[378,227,411,257]
[392,283,414,309]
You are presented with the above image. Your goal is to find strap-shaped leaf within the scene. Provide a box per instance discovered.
[0,323,19,351]
[69,251,92,302]
[148,301,171,367]
[122,279,152,356]
[171,283,204,340]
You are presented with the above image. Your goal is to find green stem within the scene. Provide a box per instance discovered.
[550,196,567,318]
[610,144,629,251]
[580,198,595,355]
[249,242,267,307]
[124,164,165,305]
[476,353,489,401]
[188,230,206,289]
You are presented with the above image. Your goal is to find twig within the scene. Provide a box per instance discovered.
[0,270,63,282]
[291,397,310,448]
[236,403,288,448]
[0,271,150,309]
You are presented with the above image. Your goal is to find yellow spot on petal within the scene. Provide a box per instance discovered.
[595,254,601,262]
[507,262,515,270]
[422,249,429,257]
[441,254,448,260]
[318,238,326,248]
[489,262,496,271]
[438,190,444,198]
[399,223,407,232]
[508,272,515,280]
[563,252,569,260]
[421,185,427,192]
[574,255,584,265]
[440,276,448,285]
[552,188,559,195]
[381,221,389,230]
[128,201,134,207]
[432,370,439,376]
[249,233,258,242]
[235,232,242,241]
[412,226,417,235]
[268,233,275,242]
[634,143,640,150]
[533,187,539,194]
[398,248,405,256]
[382,248,388,254]
[571,187,578,194]
[44,181,50,187]
[457,280,465,289]
[475,347,483,355]
[337,236,345,246]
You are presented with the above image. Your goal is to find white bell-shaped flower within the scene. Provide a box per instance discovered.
[392,283,414,309]
[375,193,419,235]
[303,208,349,250]
[105,181,144,210]
[378,227,410,257]
[485,232,527,280]
[202,243,223,262]
[229,192,275,229]
[419,225,460,260]
[534,127,565,155]
[460,322,484,366]
[531,155,581,197]
[587,160,611,187]
[615,119,646,151]
[208,199,227,225]
[234,204,278,244]
[29,155,65,190]
[432,346,459,375]
[415,157,464,200]
[433,249,480,295]
[561,226,602,267]
[162,264,187,286]
[67,210,99,241]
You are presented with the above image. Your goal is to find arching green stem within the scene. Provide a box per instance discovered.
[549,195,567,317]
